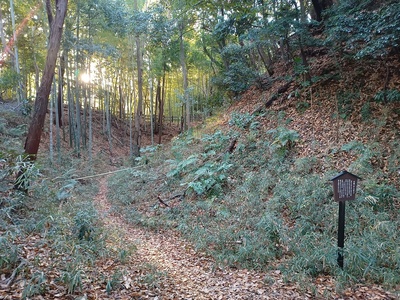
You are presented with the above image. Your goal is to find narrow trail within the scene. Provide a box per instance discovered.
[94,176,307,299]
[94,176,397,300]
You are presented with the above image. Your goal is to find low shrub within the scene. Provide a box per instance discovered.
[107,120,399,291]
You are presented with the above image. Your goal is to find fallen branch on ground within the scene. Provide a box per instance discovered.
[157,195,170,207]
[252,80,293,115]
[226,138,238,154]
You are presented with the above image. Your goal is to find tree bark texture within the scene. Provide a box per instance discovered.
[0,8,7,53]
[132,0,143,157]
[158,66,166,144]
[24,0,68,159]
[56,52,65,127]
[311,0,333,22]
[133,32,143,157]
[179,20,190,130]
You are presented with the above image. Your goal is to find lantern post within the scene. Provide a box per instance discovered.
[330,170,361,269]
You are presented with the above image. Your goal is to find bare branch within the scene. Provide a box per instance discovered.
[46,0,53,26]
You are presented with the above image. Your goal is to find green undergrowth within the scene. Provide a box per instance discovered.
[108,111,400,294]
[0,112,134,298]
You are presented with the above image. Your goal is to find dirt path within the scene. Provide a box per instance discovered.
[94,176,397,300]
[95,176,310,299]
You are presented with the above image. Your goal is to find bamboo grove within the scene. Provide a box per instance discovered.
[1,0,399,161]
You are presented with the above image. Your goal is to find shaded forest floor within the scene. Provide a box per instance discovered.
[93,176,312,299]
[86,176,396,299]
[1,50,400,299]
[1,174,396,299]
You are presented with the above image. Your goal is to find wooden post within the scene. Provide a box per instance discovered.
[337,201,345,269]
[330,170,361,269]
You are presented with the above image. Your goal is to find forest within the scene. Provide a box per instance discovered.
[0,0,399,299]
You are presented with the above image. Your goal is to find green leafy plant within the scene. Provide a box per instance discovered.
[360,101,371,121]
[267,126,300,157]
[341,201,400,285]
[336,91,359,119]
[138,263,165,288]
[0,153,40,192]
[362,180,398,210]
[295,101,310,113]
[106,107,399,294]
[373,89,400,103]
[294,156,318,174]
[326,1,400,59]
[20,99,33,116]
[61,267,82,294]
[167,154,199,178]
[343,142,377,175]
[228,112,256,129]
[22,271,47,299]
[219,44,260,95]
[106,270,123,295]
[0,236,20,271]
[341,140,365,153]
[201,130,231,150]
[7,124,27,137]
[0,68,19,99]
[186,161,233,195]
[294,57,310,83]
[74,209,97,241]
[168,130,235,196]
[56,180,78,202]
[13,155,41,191]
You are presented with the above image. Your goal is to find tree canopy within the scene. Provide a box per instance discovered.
[0,0,399,157]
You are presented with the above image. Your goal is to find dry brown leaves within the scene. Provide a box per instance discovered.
[2,52,399,300]
[1,175,398,299]
[227,54,400,189]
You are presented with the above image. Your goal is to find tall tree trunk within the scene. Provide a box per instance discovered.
[294,1,311,82]
[9,0,22,102]
[299,0,306,23]
[82,76,87,149]
[168,73,172,125]
[154,79,159,134]
[88,78,92,163]
[74,1,81,156]
[158,65,166,144]
[32,27,40,94]
[179,20,190,130]
[119,84,123,120]
[149,71,154,145]
[67,55,75,147]
[133,0,143,157]
[49,79,54,164]
[128,61,136,158]
[23,0,68,159]
[257,45,274,76]
[129,91,133,157]
[55,71,61,161]
[74,77,81,156]
[311,0,333,22]
[156,82,161,140]
[106,89,113,157]
[57,52,65,127]
[0,8,7,54]
[17,0,68,190]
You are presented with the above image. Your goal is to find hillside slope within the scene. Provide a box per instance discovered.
[105,50,399,297]
[229,53,399,187]
[0,47,399,299]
